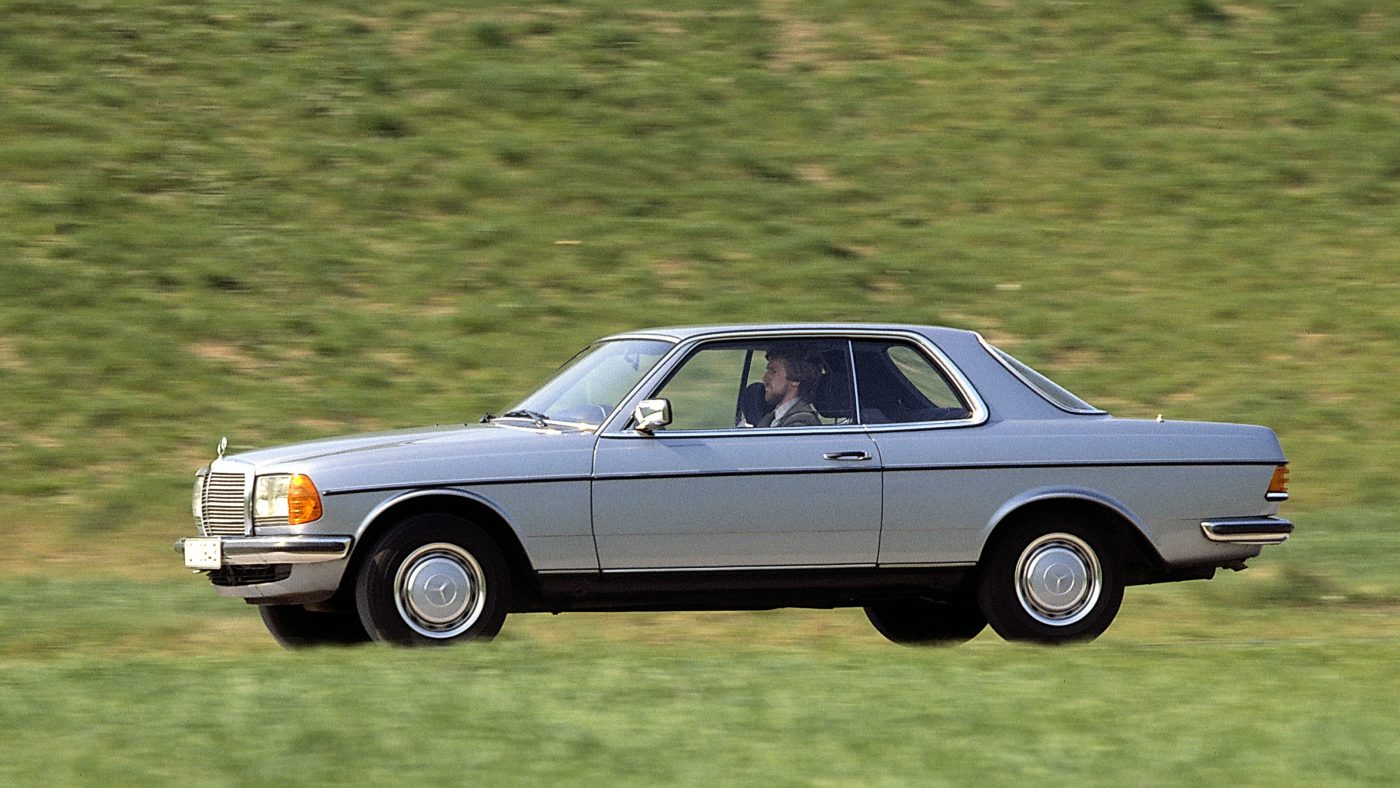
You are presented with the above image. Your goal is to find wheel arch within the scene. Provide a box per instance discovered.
[978,490,1166,586]
[339,489,541,607]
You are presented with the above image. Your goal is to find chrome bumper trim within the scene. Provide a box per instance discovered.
[174,536,353,566]
[1201,517,1294,545]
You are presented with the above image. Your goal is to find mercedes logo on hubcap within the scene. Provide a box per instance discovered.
[424,574,458,607]
[1046,564,1076,595]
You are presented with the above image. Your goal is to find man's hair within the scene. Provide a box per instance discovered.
[766,346,824,400]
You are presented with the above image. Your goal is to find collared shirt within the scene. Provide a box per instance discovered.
[771,397,801,424]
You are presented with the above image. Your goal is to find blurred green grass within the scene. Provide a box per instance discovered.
[6,639,1400,785]
[3,572,1400,784]
[3,0,1399,552]
[3,1,1400,780]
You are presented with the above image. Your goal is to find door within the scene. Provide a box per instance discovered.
[591,337,882,570]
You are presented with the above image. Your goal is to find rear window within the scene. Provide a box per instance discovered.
[984,342,1105,414]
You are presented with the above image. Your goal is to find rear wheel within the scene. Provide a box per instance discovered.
[864,595,986,645]
[355,513,511,646]
[978,516,1123,644]
[259,604,370,649]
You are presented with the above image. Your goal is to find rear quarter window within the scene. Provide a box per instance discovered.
[853,340,971,424]
[983,341,1105,414]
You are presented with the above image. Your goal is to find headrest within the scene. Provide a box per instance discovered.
[738,382,767,426]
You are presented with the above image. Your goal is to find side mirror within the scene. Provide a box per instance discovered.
[633,399,672,435]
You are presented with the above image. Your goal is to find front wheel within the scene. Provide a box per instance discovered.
[259,604,371,649]
[355,513,511,646]
[864,596,986,646]
[978,517,1123,644]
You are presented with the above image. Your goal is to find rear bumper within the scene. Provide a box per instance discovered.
[1200,516,1294,545]
[174,536,352,567]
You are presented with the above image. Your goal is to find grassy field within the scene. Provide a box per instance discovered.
[4,569,1400,785]
[3,0,1400,783]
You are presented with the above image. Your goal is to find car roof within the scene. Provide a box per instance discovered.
[600,323,983,344]
[596,322,1109,421]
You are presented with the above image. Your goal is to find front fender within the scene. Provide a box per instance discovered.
[354,487,516,544]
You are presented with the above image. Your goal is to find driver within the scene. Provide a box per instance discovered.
[754,347,822,428]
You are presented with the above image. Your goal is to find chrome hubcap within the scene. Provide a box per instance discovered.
[1014,533,1101,627]
[394,543,486,638]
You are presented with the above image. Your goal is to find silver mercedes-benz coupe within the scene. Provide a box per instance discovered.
[178,324,1292,646]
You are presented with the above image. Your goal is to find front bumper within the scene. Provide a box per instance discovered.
[175,535,353,568]
[175,535,354,603]
[1200,516,1294,545]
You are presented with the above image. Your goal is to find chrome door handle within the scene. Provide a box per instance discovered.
[823,451,872,462]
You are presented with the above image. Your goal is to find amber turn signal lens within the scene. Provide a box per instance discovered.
[1268,465,1290,496]
[287,473,323,524]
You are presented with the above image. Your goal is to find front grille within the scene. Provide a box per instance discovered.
[200,471,249,536]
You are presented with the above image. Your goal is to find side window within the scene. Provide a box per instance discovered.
[649,339,855,431]
[653,347,751,431]
[853,340,970,424]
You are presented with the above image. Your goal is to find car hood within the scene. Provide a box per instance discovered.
[215,422,598,493]
[224,424,486,465]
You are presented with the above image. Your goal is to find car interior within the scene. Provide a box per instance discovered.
[851,342,970,424]
[733,341,969,427]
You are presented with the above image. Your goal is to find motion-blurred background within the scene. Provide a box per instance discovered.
[3,1,1398,782]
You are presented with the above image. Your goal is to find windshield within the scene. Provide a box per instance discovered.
[506,339,673,427]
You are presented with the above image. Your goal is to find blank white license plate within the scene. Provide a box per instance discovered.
[184,538,222,570]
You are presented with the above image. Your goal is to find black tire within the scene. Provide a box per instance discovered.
[864,595,987,646]
[977,515,1124,644]
[259,604,371,649]
[354,513,511,646]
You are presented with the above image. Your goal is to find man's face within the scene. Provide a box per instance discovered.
[762,356,799,406]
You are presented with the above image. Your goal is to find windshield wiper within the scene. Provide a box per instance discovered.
[497,409,550,429]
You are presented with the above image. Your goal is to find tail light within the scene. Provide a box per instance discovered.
[1266,465,1289,503]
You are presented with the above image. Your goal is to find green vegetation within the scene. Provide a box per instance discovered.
[3,575,1400,785]
[3,0,1399,783]
[6,636,1400,784]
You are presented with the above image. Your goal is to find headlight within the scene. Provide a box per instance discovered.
[253,475,291,521]
[192,467,209,522]
[253,473,323,525]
